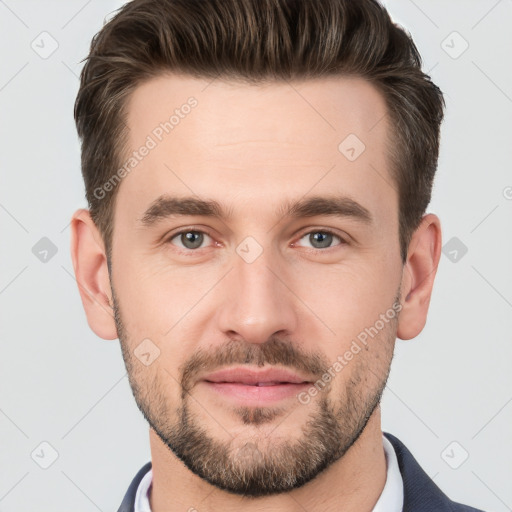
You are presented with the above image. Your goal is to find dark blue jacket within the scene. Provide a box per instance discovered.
[117,432,485,511]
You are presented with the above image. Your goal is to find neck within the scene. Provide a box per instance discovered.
[148,407,387,512]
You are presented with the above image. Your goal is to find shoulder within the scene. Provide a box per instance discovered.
[383,432,487,512]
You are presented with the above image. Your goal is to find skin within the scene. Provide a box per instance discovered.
[70,74,442,512]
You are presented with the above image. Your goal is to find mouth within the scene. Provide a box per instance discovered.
[215,381,297,386]
[200,366,313,404]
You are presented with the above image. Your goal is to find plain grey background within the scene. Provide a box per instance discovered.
[0,1,511,511]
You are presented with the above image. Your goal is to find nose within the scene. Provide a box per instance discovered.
[216,244,298,345]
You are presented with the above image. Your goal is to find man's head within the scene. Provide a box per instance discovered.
[71,0,444,498]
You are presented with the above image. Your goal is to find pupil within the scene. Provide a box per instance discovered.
[183,231,203,249]
[311,232,332,248]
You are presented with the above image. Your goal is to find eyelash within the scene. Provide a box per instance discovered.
[165,227,347,253]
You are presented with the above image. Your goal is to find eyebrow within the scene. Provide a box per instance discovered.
[137,194,373,227]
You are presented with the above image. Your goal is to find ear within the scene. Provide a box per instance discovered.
[397,213,442,341]
[70,209,118,340]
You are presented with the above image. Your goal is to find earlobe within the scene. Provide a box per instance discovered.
[70,209,118,340]
[397,213,442,341]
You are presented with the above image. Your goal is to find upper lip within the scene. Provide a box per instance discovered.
[202,366,312,385]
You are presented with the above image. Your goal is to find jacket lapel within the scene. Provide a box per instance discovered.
[384,431,462,511]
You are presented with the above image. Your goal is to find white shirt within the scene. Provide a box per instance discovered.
[134,434,403,512]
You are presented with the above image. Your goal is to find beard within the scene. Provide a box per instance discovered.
[111,284,399,498]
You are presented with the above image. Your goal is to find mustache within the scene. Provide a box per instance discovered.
[180,337,330,393]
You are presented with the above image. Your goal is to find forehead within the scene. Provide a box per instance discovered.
[117,73,396,232]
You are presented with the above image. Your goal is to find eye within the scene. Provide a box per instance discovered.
[165,228,346,252]
[168,230,213,250]
[295,229,346,250]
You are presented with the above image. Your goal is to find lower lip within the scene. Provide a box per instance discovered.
[202,381,310,404]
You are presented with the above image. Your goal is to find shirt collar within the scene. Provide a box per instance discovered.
[372,433,404,511]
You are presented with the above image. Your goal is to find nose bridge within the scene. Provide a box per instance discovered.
[216,237,297,343]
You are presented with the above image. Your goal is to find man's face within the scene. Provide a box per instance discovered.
[110,74,403,496]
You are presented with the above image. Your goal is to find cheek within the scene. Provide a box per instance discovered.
[294,261,399,341]
[114,250,219,337]
[322,317,396,401]
[113,261,228,391]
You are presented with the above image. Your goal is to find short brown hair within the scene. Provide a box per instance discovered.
[74,0,445,264]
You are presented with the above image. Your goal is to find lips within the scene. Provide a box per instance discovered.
[202,366,311,386]
[200,367,313,405]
